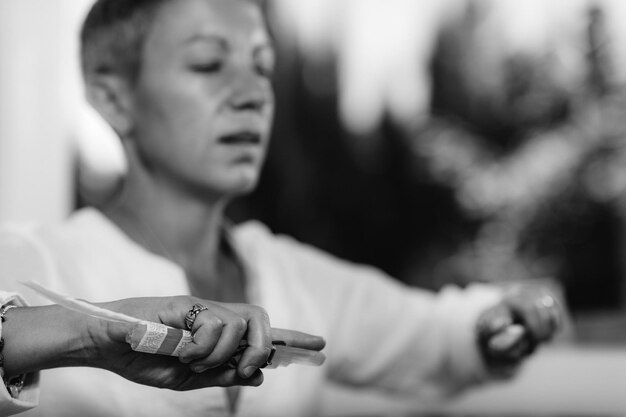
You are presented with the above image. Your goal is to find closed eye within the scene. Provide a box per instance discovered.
[190,62,223,73]
[255,63,274,78]
[254,44,275,79]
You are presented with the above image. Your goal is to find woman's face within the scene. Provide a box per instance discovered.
[129,0,275,197]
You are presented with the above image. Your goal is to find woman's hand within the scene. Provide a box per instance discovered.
[476,283,562,375]
[88,296,325,390]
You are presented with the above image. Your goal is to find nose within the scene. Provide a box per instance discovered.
[229,74,272,112]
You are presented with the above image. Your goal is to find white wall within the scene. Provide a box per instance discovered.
[0,0,96,224]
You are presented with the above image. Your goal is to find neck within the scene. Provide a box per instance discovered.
[103,161,229,287]
[101,142,248,303]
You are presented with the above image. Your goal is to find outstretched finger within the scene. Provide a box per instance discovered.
[271,328,326,351]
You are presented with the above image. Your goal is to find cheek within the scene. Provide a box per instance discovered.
[134,84,218,146]
[139,87,198,125]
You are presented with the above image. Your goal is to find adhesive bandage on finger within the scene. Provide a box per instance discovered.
[127,322,193,356]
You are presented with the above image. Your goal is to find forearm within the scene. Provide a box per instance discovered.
[1,305,99,377]
[0,294,326,392]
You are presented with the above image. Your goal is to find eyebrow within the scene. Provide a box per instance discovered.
[184,33,274,51]
[184,34,229,49]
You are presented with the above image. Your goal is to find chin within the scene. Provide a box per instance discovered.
[218,173,261,197]
[195,164,263,199]
[231,181,258,196]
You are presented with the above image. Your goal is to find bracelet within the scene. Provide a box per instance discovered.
[0,305,17,323]
[0,305,25,399]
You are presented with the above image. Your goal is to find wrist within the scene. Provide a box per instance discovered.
[83,303,136,371]
[1,305,96,376]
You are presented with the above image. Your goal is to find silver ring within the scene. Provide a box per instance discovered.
[184,303,209,330]
[539,295,555,309]
[537,295,561,333]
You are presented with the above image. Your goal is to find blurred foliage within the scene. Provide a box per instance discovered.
[229,1,626,313]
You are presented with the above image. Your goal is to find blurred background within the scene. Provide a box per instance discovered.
[3,0,626,415]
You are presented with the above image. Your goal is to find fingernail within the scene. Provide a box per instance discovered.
[192,365,209,373]
[488,325,525,352]
[242,366,257,378]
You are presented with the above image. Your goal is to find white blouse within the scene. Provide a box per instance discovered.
[0,208,502,417]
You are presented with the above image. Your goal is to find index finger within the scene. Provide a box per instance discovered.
[271,328,326,351]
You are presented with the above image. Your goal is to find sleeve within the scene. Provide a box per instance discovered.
[0,226,54,415]
[0,292,39,416]
[268,229,503,399]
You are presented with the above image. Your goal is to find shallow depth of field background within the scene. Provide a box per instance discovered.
[2,0,626,415]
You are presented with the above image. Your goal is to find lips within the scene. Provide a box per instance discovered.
[218,132,261,145]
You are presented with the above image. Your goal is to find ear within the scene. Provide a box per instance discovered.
[85,74,135,137]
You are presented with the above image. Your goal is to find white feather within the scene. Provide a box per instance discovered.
[22,281,147,325]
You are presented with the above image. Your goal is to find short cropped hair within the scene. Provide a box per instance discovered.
[80,0,168,83]
[81,0,269,83]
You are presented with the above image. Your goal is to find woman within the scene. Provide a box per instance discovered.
[0,0,562,415]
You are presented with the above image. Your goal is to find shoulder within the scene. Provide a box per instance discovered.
[0,208,117,267]
[231,220,338,265]
[231,220,398,289]
[231,219,274,243]
[37,208,110,243]
[0,208,109,249]
[0,209,137,298]
[0,222,49,268]
[231,220,298,256]
[0,222,59,301]
[27,209,137,265]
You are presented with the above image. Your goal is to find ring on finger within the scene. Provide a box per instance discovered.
[185,303,209,331]
[539,295,555,309]
[537,295,561,332]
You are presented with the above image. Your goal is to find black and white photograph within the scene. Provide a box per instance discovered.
[1,0,625,416]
